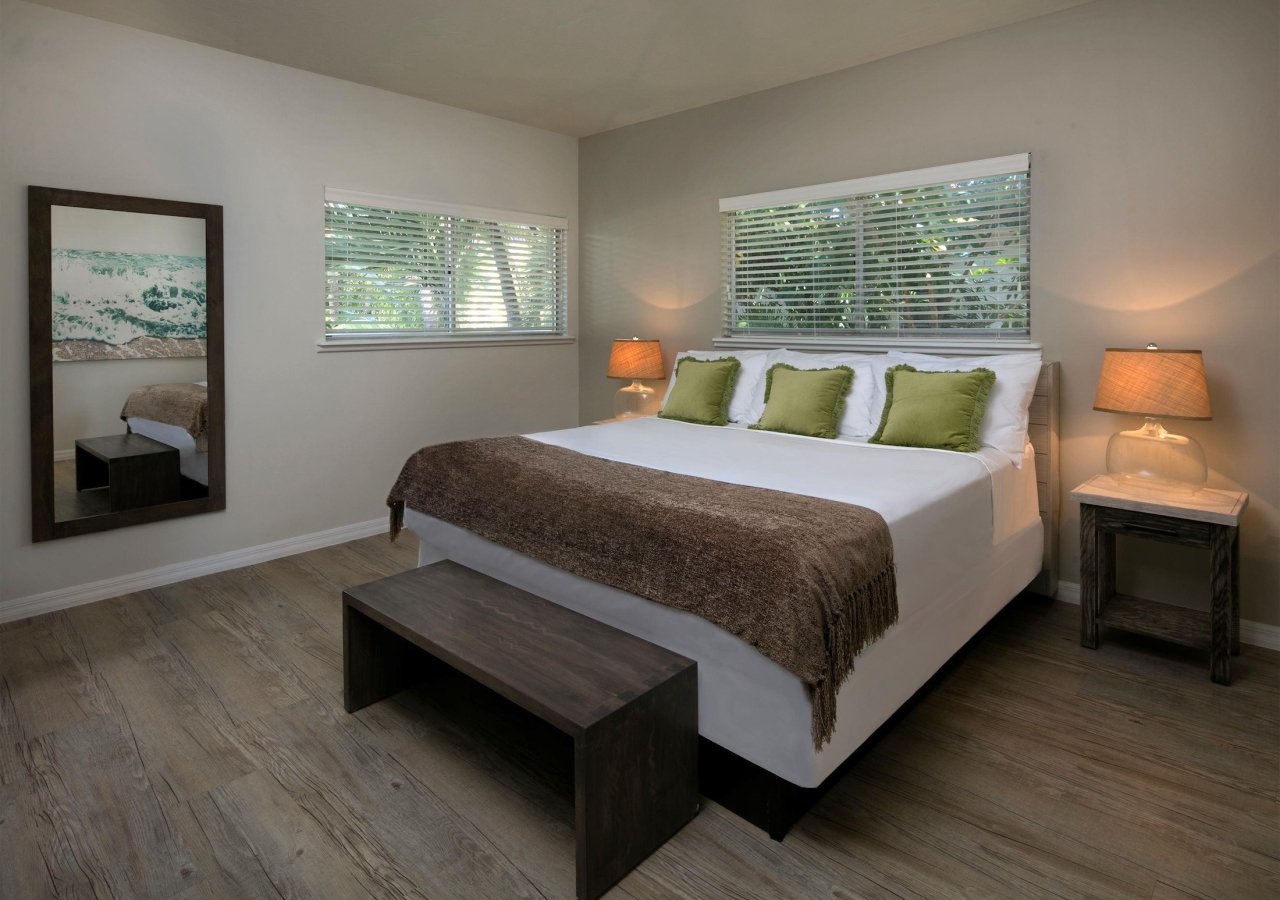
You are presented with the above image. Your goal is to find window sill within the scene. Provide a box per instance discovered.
[712,335,1042,355]
[317,335,576,352]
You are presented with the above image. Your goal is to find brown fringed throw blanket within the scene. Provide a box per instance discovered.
[120,383,209,451]
[387,436,897,748]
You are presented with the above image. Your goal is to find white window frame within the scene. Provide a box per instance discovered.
[714,154,1037,354]
[319,189,572,351]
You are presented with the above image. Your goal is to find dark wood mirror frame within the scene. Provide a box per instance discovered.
[29,186,225,542]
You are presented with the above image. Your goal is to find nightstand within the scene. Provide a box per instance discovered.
[1070,475,1248,684]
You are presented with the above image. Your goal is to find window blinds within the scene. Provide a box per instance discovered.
[720,155,1030,339]
[324,190,567,340]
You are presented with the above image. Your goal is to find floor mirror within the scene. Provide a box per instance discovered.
[29,186,225,541]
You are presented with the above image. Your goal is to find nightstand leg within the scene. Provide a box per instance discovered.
[1231,530,1241,656]
[1209,525,1233,685]
[1080,505,1100,649]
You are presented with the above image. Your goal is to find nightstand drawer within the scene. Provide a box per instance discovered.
[1093,505,1211,548]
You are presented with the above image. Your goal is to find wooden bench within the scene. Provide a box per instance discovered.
[342,561,699,900]
[75,433,179,511]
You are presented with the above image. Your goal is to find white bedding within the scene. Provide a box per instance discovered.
[404,417,1042,787]
[125,417,208,486]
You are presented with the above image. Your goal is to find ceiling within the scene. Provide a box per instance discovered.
[29,0,1098,136]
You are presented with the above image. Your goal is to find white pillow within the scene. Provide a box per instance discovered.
[661,349,779,424]
[888,351,1043,464]
[773,350,889,439]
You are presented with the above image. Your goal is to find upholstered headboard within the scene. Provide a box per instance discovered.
[1026,362,1060,596]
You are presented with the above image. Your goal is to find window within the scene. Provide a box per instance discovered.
[721,155,1029,342]
[324,190,567,343]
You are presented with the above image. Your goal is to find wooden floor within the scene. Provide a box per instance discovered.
[1,535,1277,899]
[52,458,209,523]
[51,459,110,521]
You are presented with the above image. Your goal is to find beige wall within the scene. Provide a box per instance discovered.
[579,0,1279,625]
[0,0,579,604]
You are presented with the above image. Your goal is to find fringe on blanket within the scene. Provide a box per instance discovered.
[809,562,898,748]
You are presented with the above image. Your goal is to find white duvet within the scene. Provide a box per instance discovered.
[528,417,1036,616]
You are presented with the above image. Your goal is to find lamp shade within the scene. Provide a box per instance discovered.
[607,338,664,380]
[1093,347,1211,420]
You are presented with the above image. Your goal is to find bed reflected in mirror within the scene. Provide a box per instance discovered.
[30,187,224,541]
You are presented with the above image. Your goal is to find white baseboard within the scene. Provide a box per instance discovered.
[53,448,75,462]
[1053,580,1279,652]
[0,518,388,625]
[1055,581,1081,604]
[1240,621,1279,652]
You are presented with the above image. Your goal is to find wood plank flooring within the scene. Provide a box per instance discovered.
[52,458,209,523]
[1,534,1276,899]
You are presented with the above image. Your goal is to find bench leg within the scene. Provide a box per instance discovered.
[343,602,420,713]
[109,452,180,511]
[75,445,107,492]
[573,667,699,900]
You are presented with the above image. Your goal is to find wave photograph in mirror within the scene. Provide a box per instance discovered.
[51,210,208,361]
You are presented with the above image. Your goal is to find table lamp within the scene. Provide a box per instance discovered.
[607,338,664,418]
[1092,344,1211,494]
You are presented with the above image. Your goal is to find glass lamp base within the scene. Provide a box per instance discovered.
[1106,418,1207,495]
[613,380,656,418]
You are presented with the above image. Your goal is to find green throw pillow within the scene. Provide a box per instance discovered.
[658,356,741,426]
[870,365,995,452]
[749,363,853,440]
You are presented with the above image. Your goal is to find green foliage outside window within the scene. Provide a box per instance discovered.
[325,201,566,338]
[726,174,1029,337]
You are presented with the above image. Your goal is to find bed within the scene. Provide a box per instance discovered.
[121,381,210,486]
[396,357,1060,837]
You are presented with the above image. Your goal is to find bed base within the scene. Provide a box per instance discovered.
[698,596,1018,841]
[698,739,823,841]
[179,474,209,500]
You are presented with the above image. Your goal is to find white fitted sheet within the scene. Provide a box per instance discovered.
[125,417,208,486]
[404,418,1042,787]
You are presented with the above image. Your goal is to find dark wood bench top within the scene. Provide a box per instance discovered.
[76,433,177,460]
[342,561,695,737]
